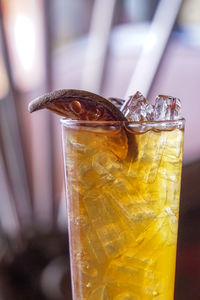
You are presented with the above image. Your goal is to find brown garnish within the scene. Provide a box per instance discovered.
[28,89,126,121]
[28,89,137,161]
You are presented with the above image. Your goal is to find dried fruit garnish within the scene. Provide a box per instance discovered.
[28,89,126,121]
[28,89,137,161]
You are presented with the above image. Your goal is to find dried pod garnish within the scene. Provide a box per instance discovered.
[28,89,137,160]
[28,89,126,121]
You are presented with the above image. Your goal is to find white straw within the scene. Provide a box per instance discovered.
[81,0,116,93]
[122,0,183,110]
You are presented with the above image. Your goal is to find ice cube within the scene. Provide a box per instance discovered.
[92,151,122,181]
[122,92,145,120]
[128,130,167,184]
[145,103,154,121]
[96,223,125,257]
[88,286,107,300]
[86,227,107,264]
[114,292,138,300]
[104,259,157,295]
[120,92,182,121]
[154,95,181,121]
[83,192,126,257]
[121,91,154,121]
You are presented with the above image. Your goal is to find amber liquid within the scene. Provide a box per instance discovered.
[62,121,184,300]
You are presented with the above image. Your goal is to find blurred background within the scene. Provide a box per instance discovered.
[0,0,200,299]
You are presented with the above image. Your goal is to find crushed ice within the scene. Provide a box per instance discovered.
[117,91,182,121]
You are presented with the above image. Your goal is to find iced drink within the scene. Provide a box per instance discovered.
[61,118,184,300]
[28,89,184,300]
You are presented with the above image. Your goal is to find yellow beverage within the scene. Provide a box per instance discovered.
[61,119,184,300]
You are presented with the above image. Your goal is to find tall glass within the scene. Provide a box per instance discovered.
[61,119,185,300]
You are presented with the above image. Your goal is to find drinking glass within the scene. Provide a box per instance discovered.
[61,119,185,300]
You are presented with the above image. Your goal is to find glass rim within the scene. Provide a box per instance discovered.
[60,118,185,127]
